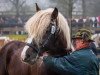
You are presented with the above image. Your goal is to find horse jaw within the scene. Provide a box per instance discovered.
[21,37,33,61]
[21,46,29,61]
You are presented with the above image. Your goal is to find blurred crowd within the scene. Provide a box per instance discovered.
[0,16,29,26]
[71,17,100,28]
[0,15,100,28]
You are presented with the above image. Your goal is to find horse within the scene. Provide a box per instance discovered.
[21,4,74,75]
[0,4,49,75]
[0,4,74,75]
[91,33,100,48]
[0,40,44,75]
[0,36,11,49]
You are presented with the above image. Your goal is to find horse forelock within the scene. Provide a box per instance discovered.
[25,8,71,49]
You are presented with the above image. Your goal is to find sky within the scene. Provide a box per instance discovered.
[26,0,51,8]
[0,0,82,15]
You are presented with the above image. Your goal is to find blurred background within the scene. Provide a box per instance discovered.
[0,0,99,73]
[0,0,100,50]
[0,0,100,34]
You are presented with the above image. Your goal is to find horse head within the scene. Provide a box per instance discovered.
[21,4,73,65]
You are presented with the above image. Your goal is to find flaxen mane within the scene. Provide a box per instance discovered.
[25,8,71,49]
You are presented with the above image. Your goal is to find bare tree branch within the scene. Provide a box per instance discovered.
[7,0,26,17]
[9,0,16,5]
[19,0,26,8]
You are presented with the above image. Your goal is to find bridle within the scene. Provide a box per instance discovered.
[26,18,59,61]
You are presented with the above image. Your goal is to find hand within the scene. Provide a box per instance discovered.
[43,52,49,57]
[39,52,49,60]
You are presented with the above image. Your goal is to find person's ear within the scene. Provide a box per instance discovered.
[81,39,85,44]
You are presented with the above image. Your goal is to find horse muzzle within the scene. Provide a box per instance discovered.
[21,52,39,65]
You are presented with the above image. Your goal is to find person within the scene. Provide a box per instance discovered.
[85,17,93,28]
[42,29,99,75]
[77,18,84,28]
[89,42,97,55]
[94,17,98,28]
[71,18,77,28]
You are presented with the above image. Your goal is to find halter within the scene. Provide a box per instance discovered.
[42,19,59,48]
[25,19,59,62]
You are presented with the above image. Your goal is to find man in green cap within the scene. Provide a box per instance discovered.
[42,29,99,75]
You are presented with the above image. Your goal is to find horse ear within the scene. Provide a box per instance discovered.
[35,3,41,12]
[51,7,58,20]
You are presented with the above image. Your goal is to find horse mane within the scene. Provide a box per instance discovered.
[25,8,71,49]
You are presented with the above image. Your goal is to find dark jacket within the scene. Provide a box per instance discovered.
[89,42,97,55]
[43,48,99,75]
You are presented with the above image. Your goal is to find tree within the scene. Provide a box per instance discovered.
[93,0,100,16]
[49,0,76,18]
[8,0,26,17]
[82,0,86,17]
[81,0,100,17]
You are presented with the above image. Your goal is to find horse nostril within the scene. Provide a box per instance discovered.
[27,54,31,58]
[25,53,31,60]
[22,54,30,62]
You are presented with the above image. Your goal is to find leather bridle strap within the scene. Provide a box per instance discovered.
[26,43,39,53]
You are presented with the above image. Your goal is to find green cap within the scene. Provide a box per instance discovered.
[72,29,94,42]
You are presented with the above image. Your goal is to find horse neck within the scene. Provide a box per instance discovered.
[48,32,69,56]
[37,59,60,75]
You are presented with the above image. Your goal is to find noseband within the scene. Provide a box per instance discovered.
[26,41,39,53]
